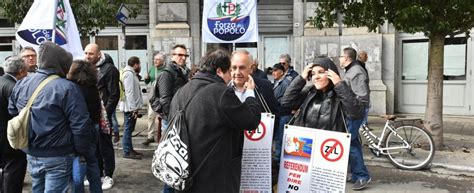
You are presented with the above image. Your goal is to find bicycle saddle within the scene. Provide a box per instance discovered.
[381,115,397,121]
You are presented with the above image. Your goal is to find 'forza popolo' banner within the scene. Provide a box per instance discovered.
[202,0,258,43]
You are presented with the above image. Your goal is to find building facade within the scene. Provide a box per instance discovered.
[1,0,473,116]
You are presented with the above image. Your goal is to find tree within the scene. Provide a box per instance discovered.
[1,0,142,36]
[310,0,474,149]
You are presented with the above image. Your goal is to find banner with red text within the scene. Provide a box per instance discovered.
[277,125,351,193]
[240,113,275,193]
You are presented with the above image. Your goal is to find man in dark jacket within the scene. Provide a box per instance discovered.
[270,62,292,178]
[0,57,28,193]
[279,54,299,81]
[171,50,261,193]
[250,58,268,80]
[9,41,95,193]
[339,47,371,190]
[84,43,119,190]
[153,45,189,193]
[152,45,189,126]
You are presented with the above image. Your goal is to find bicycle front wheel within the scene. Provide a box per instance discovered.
[384,125,435,170]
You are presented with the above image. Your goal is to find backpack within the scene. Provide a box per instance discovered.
[149,67,174,114]
[119,69,134,101]
[7,75,59,149]
[151,83,222,191]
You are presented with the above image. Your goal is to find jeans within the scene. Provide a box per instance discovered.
[97,113,116,178]
[346,116,370,181]
[161,119,169,133]
[362,107,369,125]
[27,154,74,193]
[72,124,103,193]
[123,112,137,154]
[112,111,119,136]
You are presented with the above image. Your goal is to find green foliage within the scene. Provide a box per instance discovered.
[1,0,142,36]
[310,0,474,37]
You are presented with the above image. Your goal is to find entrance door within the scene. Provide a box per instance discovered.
[262,36,290,69]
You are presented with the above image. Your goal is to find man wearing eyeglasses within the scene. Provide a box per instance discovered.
[152,44,190,193]
[339,47,371,190]
[20,47,38,73]
[279,54,299,81]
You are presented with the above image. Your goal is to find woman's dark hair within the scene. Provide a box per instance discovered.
[198,49,231,74]
[67,59,98,86]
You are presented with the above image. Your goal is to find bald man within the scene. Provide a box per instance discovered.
[84,43,119,190]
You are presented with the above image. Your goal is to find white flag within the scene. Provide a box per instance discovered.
[16,0,83,59]
[202,0,259,43]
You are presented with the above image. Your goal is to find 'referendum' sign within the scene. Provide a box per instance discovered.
[202,0,258,43]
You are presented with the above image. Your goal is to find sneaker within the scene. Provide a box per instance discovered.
[101,176,114,190]
[141,138,155,146]
[352,178,371,190]
[123,151,142,160]
[84,179,90,186]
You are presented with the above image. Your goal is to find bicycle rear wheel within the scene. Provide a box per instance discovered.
[384,125,435,170]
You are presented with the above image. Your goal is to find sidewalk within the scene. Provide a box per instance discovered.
[117,113,474,177]
[363,115,474,177]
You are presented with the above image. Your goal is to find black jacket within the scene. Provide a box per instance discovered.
[172,72,261,193]
[96,54,120,116]
[281,76,364,132]
[0,74,20,154]
[253,77,280,116]
[152,62,188,120]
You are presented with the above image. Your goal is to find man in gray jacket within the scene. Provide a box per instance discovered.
[339,47,371,190]
[119,56,143,160]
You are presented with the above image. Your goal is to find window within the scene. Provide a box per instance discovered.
[95,36,120,69]
[125,35,148,78]
[0,37,14,61]
[402,38,467,80]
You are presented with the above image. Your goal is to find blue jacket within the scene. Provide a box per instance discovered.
[273,76,292,115]
[8,42,94,157]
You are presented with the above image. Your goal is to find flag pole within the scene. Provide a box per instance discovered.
[52,0,59,43]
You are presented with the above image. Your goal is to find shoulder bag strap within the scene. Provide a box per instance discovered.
[339,106,349,133]
[25,75,60,109]
[254,87,271,114]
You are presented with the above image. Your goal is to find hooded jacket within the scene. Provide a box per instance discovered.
[8,41,95,157]
[281,57,364,132]
[96,53,120,116]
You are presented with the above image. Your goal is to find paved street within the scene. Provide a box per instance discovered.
[18,113,474,192]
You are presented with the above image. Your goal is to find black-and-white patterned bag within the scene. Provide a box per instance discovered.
[151,83,221,191]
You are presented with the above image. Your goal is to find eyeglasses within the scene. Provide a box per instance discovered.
[172,53,189,57]
[339,55,347,58]
[22,54,36,59]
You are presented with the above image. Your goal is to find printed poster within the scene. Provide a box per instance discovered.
[240,113,275,193]
[277,125,351,193]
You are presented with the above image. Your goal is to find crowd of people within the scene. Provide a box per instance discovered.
[0,40,372,192]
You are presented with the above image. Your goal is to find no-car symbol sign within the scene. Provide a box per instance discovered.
[320,138,344,162]
[244,121,266,141]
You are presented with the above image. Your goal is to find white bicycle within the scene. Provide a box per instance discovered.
[360,115,435,170]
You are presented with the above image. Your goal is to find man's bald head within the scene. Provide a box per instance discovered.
[84,43,101,64]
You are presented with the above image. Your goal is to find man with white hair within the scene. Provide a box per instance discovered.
[0,56,28,193]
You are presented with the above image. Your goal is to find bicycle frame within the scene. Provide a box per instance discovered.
[360,121,412,156]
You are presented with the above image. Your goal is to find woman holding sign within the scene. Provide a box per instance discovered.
[281,57,364,132]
